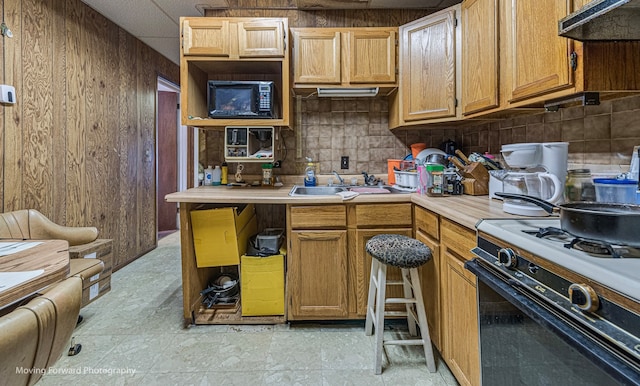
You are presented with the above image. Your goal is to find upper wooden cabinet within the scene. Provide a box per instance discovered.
[500,0,640,107]
[179,17,290,128]
[461,0,499,115]
[389,5,461,128]
[503,0,576,103]
[182,18,285,58]
[291,27,397,89]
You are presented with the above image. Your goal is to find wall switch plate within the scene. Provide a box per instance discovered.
[341,156,349,169]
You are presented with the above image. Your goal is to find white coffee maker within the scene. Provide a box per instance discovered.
[496,142,568,216]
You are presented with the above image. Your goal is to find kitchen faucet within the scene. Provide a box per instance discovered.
[331,170,345,186]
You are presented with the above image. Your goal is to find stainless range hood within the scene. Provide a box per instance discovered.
[559,0,640,41]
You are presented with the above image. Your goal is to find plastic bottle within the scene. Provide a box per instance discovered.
[212,165,222,186]
[221,162,228,185]
[204,165,214,186]
[304,157,317,187]
[262,163,274,186]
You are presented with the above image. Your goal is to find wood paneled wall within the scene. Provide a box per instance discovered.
[0,0,179,269]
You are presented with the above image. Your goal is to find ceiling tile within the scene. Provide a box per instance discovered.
[139,37,180,65]
[82,0,177,37]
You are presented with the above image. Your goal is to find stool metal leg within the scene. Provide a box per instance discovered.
[374,262,387,375]
[401,268,418,337]
[409,267,437,373]
[365,259,379,336]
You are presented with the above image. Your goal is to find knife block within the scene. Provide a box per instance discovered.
[462,178,489,196]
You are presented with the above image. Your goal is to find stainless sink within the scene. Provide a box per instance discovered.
[289,185,348,196]
[289,185,412,196]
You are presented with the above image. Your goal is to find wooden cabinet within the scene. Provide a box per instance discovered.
[287,205,348,320]
[389,5,461,128]
[461,0,499,115]
[288,230,349,319]
[413,206,442,351]
[497,0,640,109]
[503,0,575,103]
[350,204,413,317]
[291,28,397,89]
[179,17,290,128]
[440,218,479,386]
[183,18,285,58]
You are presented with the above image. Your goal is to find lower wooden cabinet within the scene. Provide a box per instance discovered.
[288,230,349,319]
[414,206,442,351]
[440,218,480,386]
[353,228,413,316]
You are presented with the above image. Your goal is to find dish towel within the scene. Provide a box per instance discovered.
[336,191,359,200]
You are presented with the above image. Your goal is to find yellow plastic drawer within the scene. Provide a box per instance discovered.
[190,204,257,267]
[240,251,285,316]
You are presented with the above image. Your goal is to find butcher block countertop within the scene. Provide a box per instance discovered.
[165,185,522,229]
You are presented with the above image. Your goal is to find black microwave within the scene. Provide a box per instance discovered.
[207,80,276,119]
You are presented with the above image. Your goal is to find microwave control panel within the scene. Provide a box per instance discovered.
[258,84,272,112]
[224,126,276,162]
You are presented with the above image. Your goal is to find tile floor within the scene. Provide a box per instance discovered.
[41,232,459,385]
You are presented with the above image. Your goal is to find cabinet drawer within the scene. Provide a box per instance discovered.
[414,206,439,240]
[354,203,412,227]
[289,205,346,229]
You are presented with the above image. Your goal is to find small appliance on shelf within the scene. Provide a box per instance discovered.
[208,80,276,119]
[224,126,276,162]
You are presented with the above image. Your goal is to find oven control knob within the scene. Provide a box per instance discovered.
[568,283,600,312]
[497,248,518,269]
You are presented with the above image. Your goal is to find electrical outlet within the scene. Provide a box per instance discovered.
[341,156,349,170]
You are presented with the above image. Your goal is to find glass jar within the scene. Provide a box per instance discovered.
[262,163,274,186]
[565,169,595,202]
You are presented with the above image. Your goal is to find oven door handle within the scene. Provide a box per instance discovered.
[465,258,640,386]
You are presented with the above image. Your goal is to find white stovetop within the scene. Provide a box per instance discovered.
[476,218,640,303]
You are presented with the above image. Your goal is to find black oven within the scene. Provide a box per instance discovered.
[466,237,640,386]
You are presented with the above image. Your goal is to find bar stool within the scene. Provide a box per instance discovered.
[364,234,436,375]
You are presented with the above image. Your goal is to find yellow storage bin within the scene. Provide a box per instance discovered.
[190,204,257,267]
[240,251,285,316]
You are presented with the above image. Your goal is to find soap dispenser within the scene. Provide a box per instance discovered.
[304,157,317,187]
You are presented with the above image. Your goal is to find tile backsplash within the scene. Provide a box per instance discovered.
[200,94,640,179]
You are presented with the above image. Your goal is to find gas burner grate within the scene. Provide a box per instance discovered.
[565,238,620,258]
[522,227,640,259]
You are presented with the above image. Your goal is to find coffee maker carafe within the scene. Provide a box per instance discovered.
[499,142,568,216]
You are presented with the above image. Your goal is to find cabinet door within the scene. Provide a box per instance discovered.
[354,228,413,316]
[238,20,285,58]
[461,0,499,115]
[400,8,457,121]
[288,230,348,319]
[414,207,441,351]
[292,29,341,84]
[440,220,479,386]
[182,19,230,56]
[348,29,396,84]
[505,0,575,102]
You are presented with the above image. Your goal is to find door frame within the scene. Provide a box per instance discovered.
[156,77,194,232]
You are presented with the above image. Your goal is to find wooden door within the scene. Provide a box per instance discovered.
[415,229,441,351]
[462,0,499,115]
[238,20,285,57]
[348,29,397,84]
[400,9,458,121]
[354,228,413,316]
[182,18,230,56]
[292,29,341,84]
[157,91,178,233]
[505,0,575,102]
[440,219,479,386]
[288,230,348,319]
